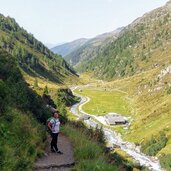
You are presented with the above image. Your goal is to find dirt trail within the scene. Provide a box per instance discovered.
[34,134,75,171]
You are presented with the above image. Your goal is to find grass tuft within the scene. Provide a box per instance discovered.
[62,123,118,171]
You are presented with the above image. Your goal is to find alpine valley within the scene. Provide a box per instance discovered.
[52,1,171,170]
[0,1,171,171]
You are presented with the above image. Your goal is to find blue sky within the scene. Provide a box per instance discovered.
[0,0,168,45]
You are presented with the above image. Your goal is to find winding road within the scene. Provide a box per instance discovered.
[70,86,164,171]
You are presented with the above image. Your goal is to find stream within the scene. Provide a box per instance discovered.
[70,87,164,171]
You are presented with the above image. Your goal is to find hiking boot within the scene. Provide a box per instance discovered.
[51,149,56,153]
[57,150,63,154]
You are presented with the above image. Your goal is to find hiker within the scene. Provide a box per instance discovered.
[48,112,63,154]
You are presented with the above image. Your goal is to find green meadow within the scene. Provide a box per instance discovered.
[74,88,130,116]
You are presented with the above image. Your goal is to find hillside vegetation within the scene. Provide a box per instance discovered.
[53,28,123,67]
[0,14,77,84]
[61,3,171,168]
[97,68,171,170]
[74,70,171,170]
[75,1,171,80]
[62,123,119,171]
[0,48,51,171]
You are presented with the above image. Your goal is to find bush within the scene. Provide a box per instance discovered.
[54,88,80,124]
[55,88,80,107]
[160,154,171,171]
[167,87,171,94]
[69,121,105,144]
[141,132,168,156]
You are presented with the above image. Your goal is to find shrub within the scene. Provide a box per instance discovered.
[141,132,168,156]
[167,86,171,94]
[160,154,171,171]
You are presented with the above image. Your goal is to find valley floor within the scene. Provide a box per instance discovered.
[70,85,164,171]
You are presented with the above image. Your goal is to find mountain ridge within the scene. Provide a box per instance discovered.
[51,27,124,60]
[51,38,88,56]
[62,27,124,66]
[73,0,171,80]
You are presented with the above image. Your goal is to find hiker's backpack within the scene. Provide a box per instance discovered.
[47,117,53,133]
[47,117,57,133]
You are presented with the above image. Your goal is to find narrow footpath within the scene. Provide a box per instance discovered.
[34,134,75,171]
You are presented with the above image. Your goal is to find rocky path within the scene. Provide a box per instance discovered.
[34,134,75,171]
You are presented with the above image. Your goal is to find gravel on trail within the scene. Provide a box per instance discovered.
[34,133,75,171]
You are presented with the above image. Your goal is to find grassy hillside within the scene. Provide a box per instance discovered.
[75,1,171,80]
[62,123,119,171]
[95,69,171,170]
[0,14,77,84]
[74,71,171,170]
[0,48,52,171]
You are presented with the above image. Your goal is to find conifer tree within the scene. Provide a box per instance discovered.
[43,85,49,95]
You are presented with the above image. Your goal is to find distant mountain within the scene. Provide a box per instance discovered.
[63,27,124,66]
[0,14,77,84]
[89,27,124,42]
[74,1,171,80]
[51,38,88,56]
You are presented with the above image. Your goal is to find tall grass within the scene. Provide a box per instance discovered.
[0,108,46,171]
[62,123,118,171]
[160,154,171,171]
